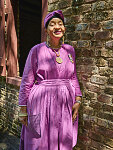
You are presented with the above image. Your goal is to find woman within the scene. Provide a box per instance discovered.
[19,10,82,150]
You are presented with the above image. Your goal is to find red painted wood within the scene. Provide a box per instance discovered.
[0,0,6,76]
[6,0,17,77]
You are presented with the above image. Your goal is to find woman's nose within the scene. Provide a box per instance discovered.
[55,23,60,29]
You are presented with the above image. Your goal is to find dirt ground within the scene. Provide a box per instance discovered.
[0,126,20,150]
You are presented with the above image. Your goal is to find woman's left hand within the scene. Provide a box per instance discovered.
[72,103,80,123]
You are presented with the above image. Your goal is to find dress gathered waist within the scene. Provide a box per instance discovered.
[36,79,71,86]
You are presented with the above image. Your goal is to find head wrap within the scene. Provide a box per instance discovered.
[44,10,64,28]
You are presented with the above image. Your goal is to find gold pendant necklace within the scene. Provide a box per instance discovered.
[53,48,63,64]
[46,42,63,63]
[56,57,63,64]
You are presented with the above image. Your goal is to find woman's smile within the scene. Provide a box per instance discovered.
[54,30,62,35]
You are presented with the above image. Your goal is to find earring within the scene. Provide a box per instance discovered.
[62,36,64,44]
[46,34,50,46]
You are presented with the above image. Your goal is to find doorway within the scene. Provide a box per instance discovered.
[19,0,42,76]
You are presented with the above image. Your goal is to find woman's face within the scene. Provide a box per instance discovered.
[46,18,65,40]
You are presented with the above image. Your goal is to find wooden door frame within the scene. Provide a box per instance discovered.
[0,0,6,76]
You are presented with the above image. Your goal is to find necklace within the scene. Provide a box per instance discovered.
[52,48,63,64]
[46,42,63,64]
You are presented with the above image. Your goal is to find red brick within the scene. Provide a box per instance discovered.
[89,132,104,143]
[84,91,97,101]
[91,75,107,85]
[86,82,100,93]
[97,118,108,128]
[83,120,93,130]
[67,33,80,41]
[83,12,95,22]
[98,111,113,122]
[104,87,113,95]
[90,22,100,30]
[81,74,90,81]
[58,0,71,9]
[80,32,92,40]
[95,31,111,40]
[91,41,103,48]
[78,135,91,145]
[97,94,112,104]
[79,4,91,13]
[71,15,81,23]
[89,101,102,110]
[99,67,113,76]
[83,106,94,115]
[65,24,75,32]
[63,7,72,16]
[76,58,94,65]
[104,103,113,112]
[75,49,95,57]
[91,140,110,149]
[94,126,113,139]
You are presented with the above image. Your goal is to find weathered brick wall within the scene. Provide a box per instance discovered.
[0,77,21,137]
[48,0,113,149]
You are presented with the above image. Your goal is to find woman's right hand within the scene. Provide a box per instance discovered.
[19,116,28,126]
[19,106,28,126]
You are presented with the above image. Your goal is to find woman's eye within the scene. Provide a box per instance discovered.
[50,23,55,26]
[59,23,63,26]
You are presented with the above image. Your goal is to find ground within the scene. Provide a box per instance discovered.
[0,126,20,150]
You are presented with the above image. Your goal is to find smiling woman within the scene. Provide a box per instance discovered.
[46,18,65,47]
[18,10,82,150]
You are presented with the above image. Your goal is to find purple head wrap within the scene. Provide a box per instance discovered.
[44,10,64,28]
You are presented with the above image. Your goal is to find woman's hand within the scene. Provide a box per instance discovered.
[72,103,80,123]
[19,116,28,126]
[19,106,28,126]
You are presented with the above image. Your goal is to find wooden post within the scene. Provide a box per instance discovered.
[6,0,17,77]
[0,0,6,76]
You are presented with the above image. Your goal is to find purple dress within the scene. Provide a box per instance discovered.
[19,42,82,150]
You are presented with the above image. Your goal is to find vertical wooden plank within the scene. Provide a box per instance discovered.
[0,0,6,76]
[6,0,17,77]
[41,0,48,42]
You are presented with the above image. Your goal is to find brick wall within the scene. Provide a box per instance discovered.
[48,0,113,149]
[0,77,21,137]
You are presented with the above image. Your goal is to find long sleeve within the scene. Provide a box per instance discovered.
[19,45,38,106]
[70,47,82,97]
